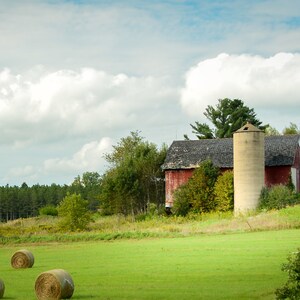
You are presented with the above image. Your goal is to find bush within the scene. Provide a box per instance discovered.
[173,184,192,216]
[275,248,300,299]
[259,185,297,210]
[173,160,219,215]
[57,193,91,231]
[214,170,234,212]
[39,205,58,216]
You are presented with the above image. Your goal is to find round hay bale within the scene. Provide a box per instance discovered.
[35,269,74,300]
[0,279,5,299]
[11,249,34,269]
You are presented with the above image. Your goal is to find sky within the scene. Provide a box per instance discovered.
[1,0,300,186]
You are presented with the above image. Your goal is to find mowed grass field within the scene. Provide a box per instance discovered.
[1,229,299,299]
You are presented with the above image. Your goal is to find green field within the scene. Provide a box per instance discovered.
[1,229,299,299]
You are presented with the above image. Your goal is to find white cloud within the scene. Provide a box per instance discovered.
[44,137,113,174]
[0,64,183,186]
[181,53,300,126]
[3,137,113,186]
[0,67,178,146]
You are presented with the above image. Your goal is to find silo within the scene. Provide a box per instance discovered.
[233,123,265,214]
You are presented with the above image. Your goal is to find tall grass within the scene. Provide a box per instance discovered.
[0,205,300,244]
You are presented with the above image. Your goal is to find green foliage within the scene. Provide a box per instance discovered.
[69,172,102,211]
[265,125,280,136]
[57,193,91,231]
[214,170,234,212]
[259,185,298,210]
[173,160,219,215]
[0,183,69,221]
[99,131,167,215]
[186,98,267,139]
[39,205,58,216]
[275,249,300,299]
[283,122,300,135]
[173,185,192,216]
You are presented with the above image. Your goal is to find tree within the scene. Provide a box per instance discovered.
[275,248,300,299]
[69,172,102,211]
[99,131,167,215]
[186,98,267,139]
[283,122,300,135]
[214,170,234,212]
[265,125,280,136]
[57,193,91,231]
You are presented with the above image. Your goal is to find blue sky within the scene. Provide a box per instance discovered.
[0,0,300,185]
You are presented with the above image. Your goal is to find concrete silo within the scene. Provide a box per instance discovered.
[233,123,265,214]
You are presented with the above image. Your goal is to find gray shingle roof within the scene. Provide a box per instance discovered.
[162,135,300,170]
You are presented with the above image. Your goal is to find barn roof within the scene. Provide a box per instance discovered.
[162,135,300,170]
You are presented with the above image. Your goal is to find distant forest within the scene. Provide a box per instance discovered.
[0,172,101,222]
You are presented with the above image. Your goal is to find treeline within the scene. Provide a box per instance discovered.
[0,183,67,221]
[0,132,166,222]
[0,172,102,222]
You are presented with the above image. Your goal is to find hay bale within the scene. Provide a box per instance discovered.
[35,269,74,300]
[11,249,34,269]
[0,279,5,299]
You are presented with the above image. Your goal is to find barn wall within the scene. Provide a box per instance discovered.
[264,166,291,187]
[297,168,300,192]
[165,169,194,207]
[292,146,300,192]
[164,168,231,207]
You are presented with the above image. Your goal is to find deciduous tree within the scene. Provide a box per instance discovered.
[283,122,300,135]
[99,131,167,215]
[57,193,91,231]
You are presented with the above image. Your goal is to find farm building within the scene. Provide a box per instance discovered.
[162,133,300,208]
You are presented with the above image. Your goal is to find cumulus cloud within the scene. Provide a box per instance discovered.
[0,67,178,147]
[44,137,113,174]
[0,66,181,185]
[3,137,113,185]
[181,53,300,124]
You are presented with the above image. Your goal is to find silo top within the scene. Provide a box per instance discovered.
[235,122,262,133]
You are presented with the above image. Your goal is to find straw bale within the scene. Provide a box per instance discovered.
[35,269,74,300]
[0,279,4,298]
[11,249,34,269]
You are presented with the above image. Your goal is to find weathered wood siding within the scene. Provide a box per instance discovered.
[165,169,193,207]
[265,166,292,186]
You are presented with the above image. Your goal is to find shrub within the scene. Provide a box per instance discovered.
[259,185,296,210]
[275,248,300,299]
[173,160,219,215]
[57,193,91,231]
[39,205,58,216]
[214,170,234,212]
[173,184,192,216]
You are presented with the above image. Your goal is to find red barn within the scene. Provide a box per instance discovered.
[162,135,300,208]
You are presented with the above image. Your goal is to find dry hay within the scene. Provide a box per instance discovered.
[11,249,34,269]
[35,269,74,300]
[0,279,4,299]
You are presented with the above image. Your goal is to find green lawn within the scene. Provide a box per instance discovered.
[0,229,299,299]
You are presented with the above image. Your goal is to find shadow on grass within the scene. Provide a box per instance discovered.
[73,295,98,299]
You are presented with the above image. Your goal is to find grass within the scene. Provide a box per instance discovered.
[1,205,300,244]
[0,206,299,299]
[0,229,299,299]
